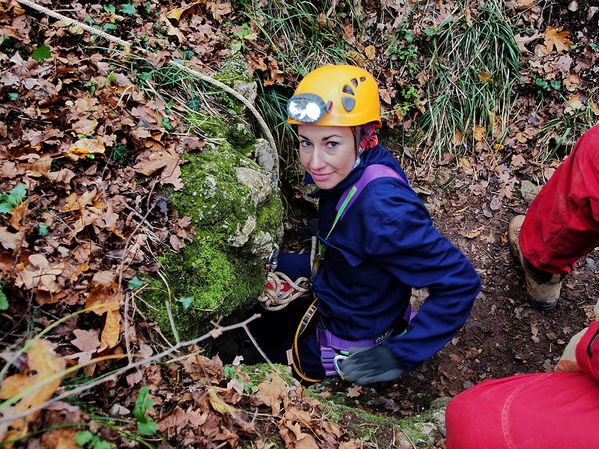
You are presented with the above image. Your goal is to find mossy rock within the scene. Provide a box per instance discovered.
[141,141,282,341]
[140,59,283,342]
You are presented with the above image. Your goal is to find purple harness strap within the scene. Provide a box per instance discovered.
[318,304,416,376]
[335,164,408,221]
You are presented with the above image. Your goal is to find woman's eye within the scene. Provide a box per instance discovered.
[300,140,312,148]
[327,141,339,149]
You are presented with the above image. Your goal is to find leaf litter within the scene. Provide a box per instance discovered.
[0,0,598,448]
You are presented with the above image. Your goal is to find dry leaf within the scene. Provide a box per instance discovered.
[543,26,573,53]
[66,138,105,161]
[364,45,376,60]
[100,309,121,349]
[472,125,486,142]
[166,2,200,20]
[516,0,535,9]
[564,93,584,115]
[0,339,66,445]
[477,70,491,82]
[208,387,237,416]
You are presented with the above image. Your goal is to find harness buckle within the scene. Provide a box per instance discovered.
[266,243,279,273]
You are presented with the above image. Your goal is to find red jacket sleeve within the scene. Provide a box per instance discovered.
[576,321,599,382]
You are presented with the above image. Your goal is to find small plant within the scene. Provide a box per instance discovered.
[385,27,420,75]
[0,183,27,213]
[111,142,127,163]
[535,77,561,93]
[0,284,7,311]
[76,430,112,449]
[133,386,157,436]
[32,43,51,62]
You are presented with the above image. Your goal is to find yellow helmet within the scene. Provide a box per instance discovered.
[287,65,381,127]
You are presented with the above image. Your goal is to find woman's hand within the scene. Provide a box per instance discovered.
[338,344,404,385]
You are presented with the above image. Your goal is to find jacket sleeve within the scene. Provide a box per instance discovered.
[361,181,481,371]
[575,321,599,383]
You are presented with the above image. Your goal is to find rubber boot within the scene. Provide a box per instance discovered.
[508,215,561,310]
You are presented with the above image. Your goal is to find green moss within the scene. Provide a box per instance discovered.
[256,194,282,230]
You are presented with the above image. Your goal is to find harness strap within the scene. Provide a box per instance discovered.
[291,298,324,383]
[318,303,416,376]
[322,164,408,254]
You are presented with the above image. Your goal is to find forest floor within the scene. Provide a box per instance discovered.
[1,0,599,448]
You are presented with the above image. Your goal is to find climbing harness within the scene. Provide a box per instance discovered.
[291,298,415,379]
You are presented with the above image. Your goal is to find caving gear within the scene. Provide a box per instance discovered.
[337,344,405,385]
[291,300,412,381]
[252,143,480,382]
[509,215,561,310]
[287,65,382,127]
[314,163,407,278]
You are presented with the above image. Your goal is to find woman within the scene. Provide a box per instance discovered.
[253,65,480,385]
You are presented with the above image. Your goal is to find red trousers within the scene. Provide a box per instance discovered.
[446,322,599,449]
[520,124,599,274]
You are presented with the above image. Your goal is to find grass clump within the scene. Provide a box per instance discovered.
[416,2,522,160]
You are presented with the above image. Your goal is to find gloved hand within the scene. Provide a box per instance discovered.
[338,344,404,385]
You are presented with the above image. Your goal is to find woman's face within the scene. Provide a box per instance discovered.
[298,124,356,190]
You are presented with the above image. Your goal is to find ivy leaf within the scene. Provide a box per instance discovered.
[120,3,136,15]
[32,43,51,62]
[179,296,192,310]
[161,117,174,131]
[128,276,144,290]
[75,431,93,446]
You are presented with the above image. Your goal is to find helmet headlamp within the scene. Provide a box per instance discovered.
[286,93,327,124]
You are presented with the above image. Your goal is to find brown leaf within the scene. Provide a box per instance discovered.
[564,93,584,115]
[0,227,25,250]
[40,428,80,449]
[71,329,100,353]
[100,309,121,349]
[166,2,201,20]
[364,45,376,60]
[92,270,115,287]
[208,387,237,416]
[346,385,362,398]
[543,26,573,53]
[516,0,535,9]
[66,138,105,161]
[0,339,66,443]
[255,372,287,416]
[472,125,486,142]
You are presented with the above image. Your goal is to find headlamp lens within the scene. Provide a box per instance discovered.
[287,93,326,123]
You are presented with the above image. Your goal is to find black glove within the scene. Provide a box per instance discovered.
[338,344,404,385]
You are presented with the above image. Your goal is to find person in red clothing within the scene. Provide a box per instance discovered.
[446,320,599,449]
[445,124,599,448]
[508,123,599,310]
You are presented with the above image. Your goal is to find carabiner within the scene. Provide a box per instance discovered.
[333,354,348,379]
[266,243,280,273]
